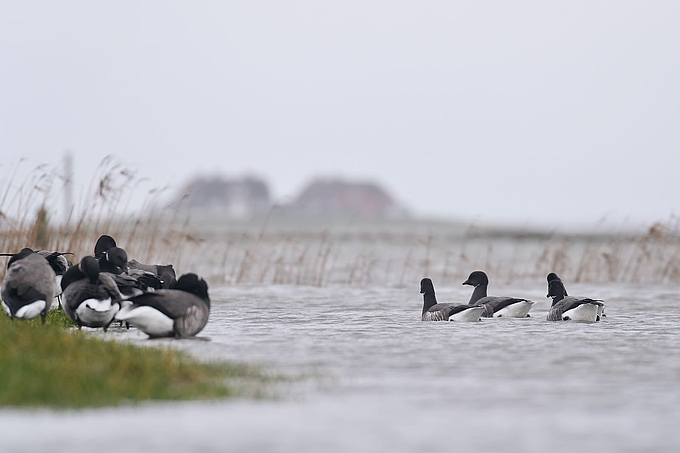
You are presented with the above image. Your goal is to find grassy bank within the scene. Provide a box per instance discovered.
[0,310,269,408]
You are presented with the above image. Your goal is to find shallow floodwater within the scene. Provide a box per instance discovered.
[2,281,680,452]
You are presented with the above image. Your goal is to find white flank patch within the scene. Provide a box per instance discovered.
[84,298,113,313]
[51,276,63,310]
[563,303,599,322]
[54,275,63,295]
[494,300,535,318]
[1,300,11,317]
[75,301,119,326]
[115,306,174,337]
[449,306,484,322]
[15,300,47,320]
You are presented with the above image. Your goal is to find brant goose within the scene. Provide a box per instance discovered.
[463,271,534,318]
[1,249,57,322]
[420,278,484,322]
[95,234,176,288]
[35,249,72,308]
[97,246,163,295]
[61,256,126,330]
[115,273,210,338]
[546,277,604,322]
[94,234,117,259]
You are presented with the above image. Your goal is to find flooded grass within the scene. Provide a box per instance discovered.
[0,310,271,408]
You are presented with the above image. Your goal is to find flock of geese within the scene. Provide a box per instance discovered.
[0,235,210,338]
[0,234,606,337]
[421,271,606,322]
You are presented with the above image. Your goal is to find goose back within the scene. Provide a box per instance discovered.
[1,253,56,321]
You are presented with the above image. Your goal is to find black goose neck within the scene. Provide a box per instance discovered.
[422,291,437,315]
[468,283,488,305]
[547,280,566,306]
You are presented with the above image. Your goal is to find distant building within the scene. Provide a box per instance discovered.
[284,178,408,219]
[174,175,271,219]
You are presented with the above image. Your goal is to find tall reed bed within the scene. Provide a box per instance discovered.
[2,158,680,287]
[0,157,195,281]
[178,219,680,287]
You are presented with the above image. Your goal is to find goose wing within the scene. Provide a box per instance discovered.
[423,303,475,321]
[127,290,200,319]
[105,272,151,297]
[36,251,70,275]
[128,260,176,288]
[1,279,49,310]
[474,296,528,314]
[547,297,603,321]
[2,255,55,304]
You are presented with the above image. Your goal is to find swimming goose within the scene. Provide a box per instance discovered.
[463,270,535,318]
[546,278,605,322]
[60,256,126,330]
[115,273,211,338]
[1,249,57,322]
[420,278,484,322]
[547,272,605,319]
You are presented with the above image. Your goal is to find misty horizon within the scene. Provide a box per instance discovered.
[1,1,679,230]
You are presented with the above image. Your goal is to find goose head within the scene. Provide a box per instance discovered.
[172,273,210,304]
[78,256,101,283]
[94,235,117,259]
[462,270,489,287]
[420,278,435,295]
[101,247,129,274]
[547,272,561,283]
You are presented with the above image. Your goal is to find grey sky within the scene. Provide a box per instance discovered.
[1,1,679,228]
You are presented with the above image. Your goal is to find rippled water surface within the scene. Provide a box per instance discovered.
[2,282,680,452]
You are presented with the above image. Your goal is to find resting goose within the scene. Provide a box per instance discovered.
[94,234,117,259]
[1,249,57,322]
[60,256,126,330]
[420,278,484,322]
[35,249,72,309]
[94,234,176,288]
[463,271,535,318]
[2,248,72,309]
[128,260,176,289]
[98,247,129,275]
[96,246,162,295]
[115,273,210,338]
[546,278,605,322]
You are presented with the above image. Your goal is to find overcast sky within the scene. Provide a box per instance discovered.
[1,1,679,229]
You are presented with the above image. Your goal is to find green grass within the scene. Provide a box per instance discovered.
[0,309,271,408]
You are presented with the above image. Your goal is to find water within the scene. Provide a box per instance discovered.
[2,281,680,452]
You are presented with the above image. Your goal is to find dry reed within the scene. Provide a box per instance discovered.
[2,158,680,288]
